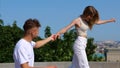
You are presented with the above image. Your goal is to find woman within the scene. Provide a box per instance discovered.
[55,6,115,68]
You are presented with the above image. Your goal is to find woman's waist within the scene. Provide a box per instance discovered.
[74,36,87,47]
[77,32,87,38]
[78,35,87,39]
[77,34,87,38]
[77,34,87,39]
[76,36,87,42]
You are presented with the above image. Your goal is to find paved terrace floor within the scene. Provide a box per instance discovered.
[0,62,120,68]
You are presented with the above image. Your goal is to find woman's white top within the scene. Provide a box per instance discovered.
[76,17,89,37]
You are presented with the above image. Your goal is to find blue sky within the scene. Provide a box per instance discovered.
[0,0,120,41]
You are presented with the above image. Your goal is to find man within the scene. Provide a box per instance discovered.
[13,19,56,68]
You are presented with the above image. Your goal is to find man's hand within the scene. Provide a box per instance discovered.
[50,34,56,41]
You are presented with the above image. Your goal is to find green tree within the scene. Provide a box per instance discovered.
[12,21,24,44]
[35,27,76,61]
[34,26,53,61]
[44,26,51,38]
[0,20,99,62]
[0,19,4,26]
[0,20,23,63]
[86,38,97,61]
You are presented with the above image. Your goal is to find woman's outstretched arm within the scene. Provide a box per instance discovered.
[95,18,115,25]
[55,18,80,38]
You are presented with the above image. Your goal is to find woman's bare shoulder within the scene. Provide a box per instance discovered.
[73,17,80,22]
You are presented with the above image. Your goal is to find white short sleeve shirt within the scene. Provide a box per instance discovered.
[13,39,36,68]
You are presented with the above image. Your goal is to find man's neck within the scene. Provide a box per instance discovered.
[23,34,33,42]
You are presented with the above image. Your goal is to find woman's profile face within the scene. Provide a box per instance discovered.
[85,15,93,22]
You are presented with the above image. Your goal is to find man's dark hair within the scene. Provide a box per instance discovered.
[23,18,41,32]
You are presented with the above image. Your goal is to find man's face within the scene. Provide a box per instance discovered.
[30,27,40,38]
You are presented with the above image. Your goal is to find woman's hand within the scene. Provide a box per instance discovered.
[109,18,116,22]
[55,33,61,40]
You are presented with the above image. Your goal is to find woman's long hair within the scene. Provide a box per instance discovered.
[81,6,99,29]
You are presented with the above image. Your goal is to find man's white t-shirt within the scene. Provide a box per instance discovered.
[13,39,36,68]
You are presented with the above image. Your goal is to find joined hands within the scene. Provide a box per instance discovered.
[50,33,61,41]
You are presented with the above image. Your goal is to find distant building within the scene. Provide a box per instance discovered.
[107,48,120,62]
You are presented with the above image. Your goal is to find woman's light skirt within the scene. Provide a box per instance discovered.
[70,36,90,68]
